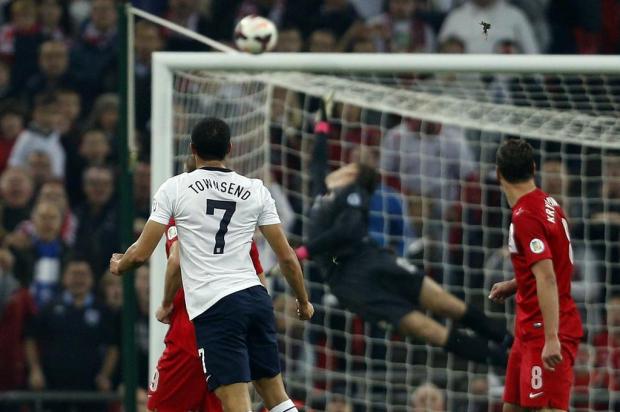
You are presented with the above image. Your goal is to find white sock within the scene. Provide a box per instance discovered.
[270,399,297,412]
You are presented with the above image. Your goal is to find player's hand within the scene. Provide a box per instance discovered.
[29,368,46,390]
[296,300,314,320]
[542,336,563,371]
[489,280,517,304]
[109,253,124,276]
[95,373,112,392]
[156,303,174,324]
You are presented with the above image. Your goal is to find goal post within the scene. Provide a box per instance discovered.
[150,52,620,410]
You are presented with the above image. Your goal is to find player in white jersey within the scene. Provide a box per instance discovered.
[110,118,314,412]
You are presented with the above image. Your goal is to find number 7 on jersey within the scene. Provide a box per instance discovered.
[206,199,236,254]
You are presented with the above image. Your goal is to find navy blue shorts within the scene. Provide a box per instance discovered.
[193,285,281,391]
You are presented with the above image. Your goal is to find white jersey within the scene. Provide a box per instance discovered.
[149,167,280,319]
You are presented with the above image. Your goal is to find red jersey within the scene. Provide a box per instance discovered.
[508,189,583,341]
[163,218,264,355]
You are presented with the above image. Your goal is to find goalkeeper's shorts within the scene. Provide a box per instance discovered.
[329,248,424,328]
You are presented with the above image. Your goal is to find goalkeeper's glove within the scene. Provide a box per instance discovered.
[294,245,309,261]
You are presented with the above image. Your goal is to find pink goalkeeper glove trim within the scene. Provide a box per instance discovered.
[314,121,330,134]
[295,246,309,261]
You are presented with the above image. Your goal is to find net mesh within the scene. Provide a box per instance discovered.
[168,68,620,412]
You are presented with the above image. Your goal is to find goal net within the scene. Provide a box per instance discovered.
[150,53,620,412]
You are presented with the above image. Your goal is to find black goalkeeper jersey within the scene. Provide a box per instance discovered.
[306,182,375,273]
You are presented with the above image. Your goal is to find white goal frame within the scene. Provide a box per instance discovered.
[149,52,620,378]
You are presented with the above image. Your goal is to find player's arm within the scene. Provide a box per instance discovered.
[163,241,182,307]
[110,220,167,275]
[259,223,313,320]
[156,240,182,324]
[532,258,563,371]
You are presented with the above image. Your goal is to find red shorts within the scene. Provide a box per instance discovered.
[503,336,579,411]
[147,345,222,412]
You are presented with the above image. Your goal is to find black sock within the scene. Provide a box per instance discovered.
[461,305,507,343]
[444,328,508,367]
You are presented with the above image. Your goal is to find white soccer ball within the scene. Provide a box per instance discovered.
[234,15,278,54]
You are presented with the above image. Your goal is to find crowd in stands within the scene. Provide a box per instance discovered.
[0,0,619,411]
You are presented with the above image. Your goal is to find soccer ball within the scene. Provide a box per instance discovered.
[234,15,278,54]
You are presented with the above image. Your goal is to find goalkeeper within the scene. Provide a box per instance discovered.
[294,104,511,367]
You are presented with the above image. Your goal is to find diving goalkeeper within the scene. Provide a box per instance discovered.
[294,108,511,366]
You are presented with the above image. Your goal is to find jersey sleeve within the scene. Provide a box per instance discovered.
[149,178,175,225]
[249,241,264,274]
[257,184,281,226]
[513,212,553,268]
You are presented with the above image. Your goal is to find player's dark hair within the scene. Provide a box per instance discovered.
[356,163,379,194]
[496,139,536,183]
[191,117,231,161]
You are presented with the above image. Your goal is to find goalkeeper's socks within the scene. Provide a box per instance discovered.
[444,328,508,368]
[270,399,298,412]
[461,304,508,343]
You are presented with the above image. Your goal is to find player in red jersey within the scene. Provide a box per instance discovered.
[147,217,266,412]
[490,139,583,412]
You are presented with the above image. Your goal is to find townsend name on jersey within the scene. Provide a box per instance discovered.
[188,178,252,200]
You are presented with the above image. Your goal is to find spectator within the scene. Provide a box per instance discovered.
[24,258,119,406]
[26,150,53,189]
[438,35,465,53]
[70,0,118,104]
[547,0,602,54]
[512,0,551,51]
[593,294,620,391]
[0,103,25,172]
[133,161,151,220]
[99,270,122,311]
[37,0,66,41]
[67,0,91,33]
[134,264,149,389]
[73,166,118,277]
[63,128,110,207]
[411,382,445,412]
[79,128,111,167]
[350,0,383,19]
[275,27,303,52]
[23,40,76,106]
[8,92,64,178]
[56,87,82,135]
[600,0,620,54]
[311,0,360,39]
[0,0,44,89]
[131,0,168,16]
[0,247,36,391]
[308,29,338,52]
[379,120,475,210]
[86,93,119,144]
[164,0,213,51]
[326,393,352,412]
[439,0,540,54]
[0,167,34,236]
[0,60,12,99]
[134,20,164,134]
[7,201,66,306]
[367,0,436,53]
[35,180,77,246]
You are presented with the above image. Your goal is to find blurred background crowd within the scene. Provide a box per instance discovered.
[0,1,619,411]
